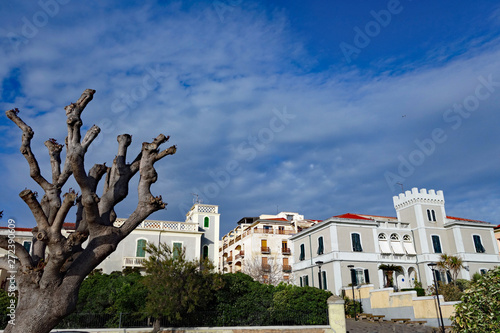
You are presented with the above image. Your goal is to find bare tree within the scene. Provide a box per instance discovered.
[243,255,291,286]
[0,89,176,333]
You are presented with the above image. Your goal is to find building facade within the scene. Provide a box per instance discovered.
[219,212,317,284]
[98,203,220,273]
[291,188,500,295]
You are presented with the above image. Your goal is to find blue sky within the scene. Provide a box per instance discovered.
[1,0,500,236]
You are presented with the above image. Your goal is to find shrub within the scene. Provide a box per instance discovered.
[401,288,425,296]
[343,296,362,318]
[451,266,500,332]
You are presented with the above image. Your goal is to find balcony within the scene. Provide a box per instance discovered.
[262,264,271,272]
[227,256,233,264]
[261,247,270,254]
[282,265,292,273]
[282,248,291,255]
[123,257,145,267]
[235,250,245,259]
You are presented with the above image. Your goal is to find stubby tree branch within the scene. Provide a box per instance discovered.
[4,88,176,333]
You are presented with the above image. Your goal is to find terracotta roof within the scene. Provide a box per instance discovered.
[0,226,32,232]
[446,216,490,224]
[63,222,76,230]
[333,213,372,220]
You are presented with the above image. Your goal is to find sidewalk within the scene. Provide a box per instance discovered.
[346,319,440,333]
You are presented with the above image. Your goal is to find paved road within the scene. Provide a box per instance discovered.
[346,319,441,333]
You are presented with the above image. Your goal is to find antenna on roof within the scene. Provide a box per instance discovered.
[396,182,404,193]
[191,193,202,204]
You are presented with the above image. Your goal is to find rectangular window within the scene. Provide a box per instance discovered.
[173,242,182,259]
[317,236,324,255]
[473,235,485,253]
[321,271,327,290]
[304,275,309,286]
[355,270,365,285]
[352,233,363,252]
[431,235,442,253]
[299,244,305,261]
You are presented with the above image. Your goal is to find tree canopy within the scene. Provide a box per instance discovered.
[142,242,222,332]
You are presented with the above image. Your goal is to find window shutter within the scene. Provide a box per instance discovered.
[300,244,305,261]
[318,237,324,255]
[364,269,370,283]
[350,269,357,286]
[352,233,362,252]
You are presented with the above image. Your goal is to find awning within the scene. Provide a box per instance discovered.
[391,241,405,255]
[404,242,417,255]
[379,241,392,254]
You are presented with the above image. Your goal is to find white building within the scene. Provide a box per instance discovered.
[291,188,500,294]
[98,203,220,273]
[219,211,318,284]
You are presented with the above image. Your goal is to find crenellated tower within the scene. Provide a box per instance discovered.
[393,187,446,229]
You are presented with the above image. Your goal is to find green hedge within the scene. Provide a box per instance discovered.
[401,288,425,296]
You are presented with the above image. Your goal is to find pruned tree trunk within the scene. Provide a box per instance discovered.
[1,89,176,333]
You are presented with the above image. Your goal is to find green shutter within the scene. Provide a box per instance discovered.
[173,242,182,259]
[136,239,147,257]
[317,237,324,255]
[204,217,210,228]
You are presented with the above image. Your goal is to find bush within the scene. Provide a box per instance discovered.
[451,266,500,332]
[438,282,462,302]
[455,279,469,292]
[343,296,362,318]
[401,288,425,296]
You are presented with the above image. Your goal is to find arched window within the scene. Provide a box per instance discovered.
[378,233,387,240]
[136,239,147,257]
[403,234,411,242]
[203,245,209,259]
[204,216,210,228]
[390,233,399,240]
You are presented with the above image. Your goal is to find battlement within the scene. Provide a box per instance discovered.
[393,187,445,210]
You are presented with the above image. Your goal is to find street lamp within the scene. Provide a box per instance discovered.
[428,263,445,333]
[347,264,357,321]
[316,261,324,290]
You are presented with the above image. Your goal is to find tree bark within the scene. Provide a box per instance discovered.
[2,89,176,333]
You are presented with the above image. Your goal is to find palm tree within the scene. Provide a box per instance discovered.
[378,264,403,288]
[437,254,464,285]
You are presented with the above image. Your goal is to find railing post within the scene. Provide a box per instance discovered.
[327,295,346,333]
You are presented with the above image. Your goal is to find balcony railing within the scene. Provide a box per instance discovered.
[261,247,270,254]
[282,248,291,255]
[235,251,245,259]
[226,256,233,264]
[282,265,292,272]
[123,257,145,267]
[262,264,271,272]
[114,219,199,232]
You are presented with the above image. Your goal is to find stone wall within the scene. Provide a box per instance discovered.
[343,284,458,327]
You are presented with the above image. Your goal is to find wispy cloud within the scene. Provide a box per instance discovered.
[1,1,500,233]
